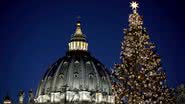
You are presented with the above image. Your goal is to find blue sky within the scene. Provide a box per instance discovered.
[0,0,185,102]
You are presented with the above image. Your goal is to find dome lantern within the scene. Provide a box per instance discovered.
[68,21,88,51]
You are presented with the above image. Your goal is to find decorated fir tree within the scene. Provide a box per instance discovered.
[112,1,175,104]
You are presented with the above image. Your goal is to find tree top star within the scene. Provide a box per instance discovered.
[130,1,139,11]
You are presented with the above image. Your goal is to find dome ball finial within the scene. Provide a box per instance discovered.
[76,21,81,27]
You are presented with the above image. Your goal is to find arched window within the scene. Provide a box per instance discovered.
[59,73,64,79]
[74,72,79,78]
[89,73,94,79]
[74,60,80,64]
[86,61,90,65]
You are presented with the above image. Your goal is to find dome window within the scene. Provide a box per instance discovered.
[74,60,80,64]
[59,73,64,79]
[63,61,68,64]
[97,63,101,66]
[74,72,79,78]
[89,73,94,79]
[86,61,91,64]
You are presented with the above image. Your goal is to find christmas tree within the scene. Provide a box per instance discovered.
[112,1,175,104]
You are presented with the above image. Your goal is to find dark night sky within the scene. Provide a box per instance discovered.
[0,0,185,102]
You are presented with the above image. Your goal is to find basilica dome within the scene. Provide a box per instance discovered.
[35,21,114,104]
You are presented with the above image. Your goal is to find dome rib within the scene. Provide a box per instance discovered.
[51,60,64,92]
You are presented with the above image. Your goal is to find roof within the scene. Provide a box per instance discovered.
[36,51,112,97]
